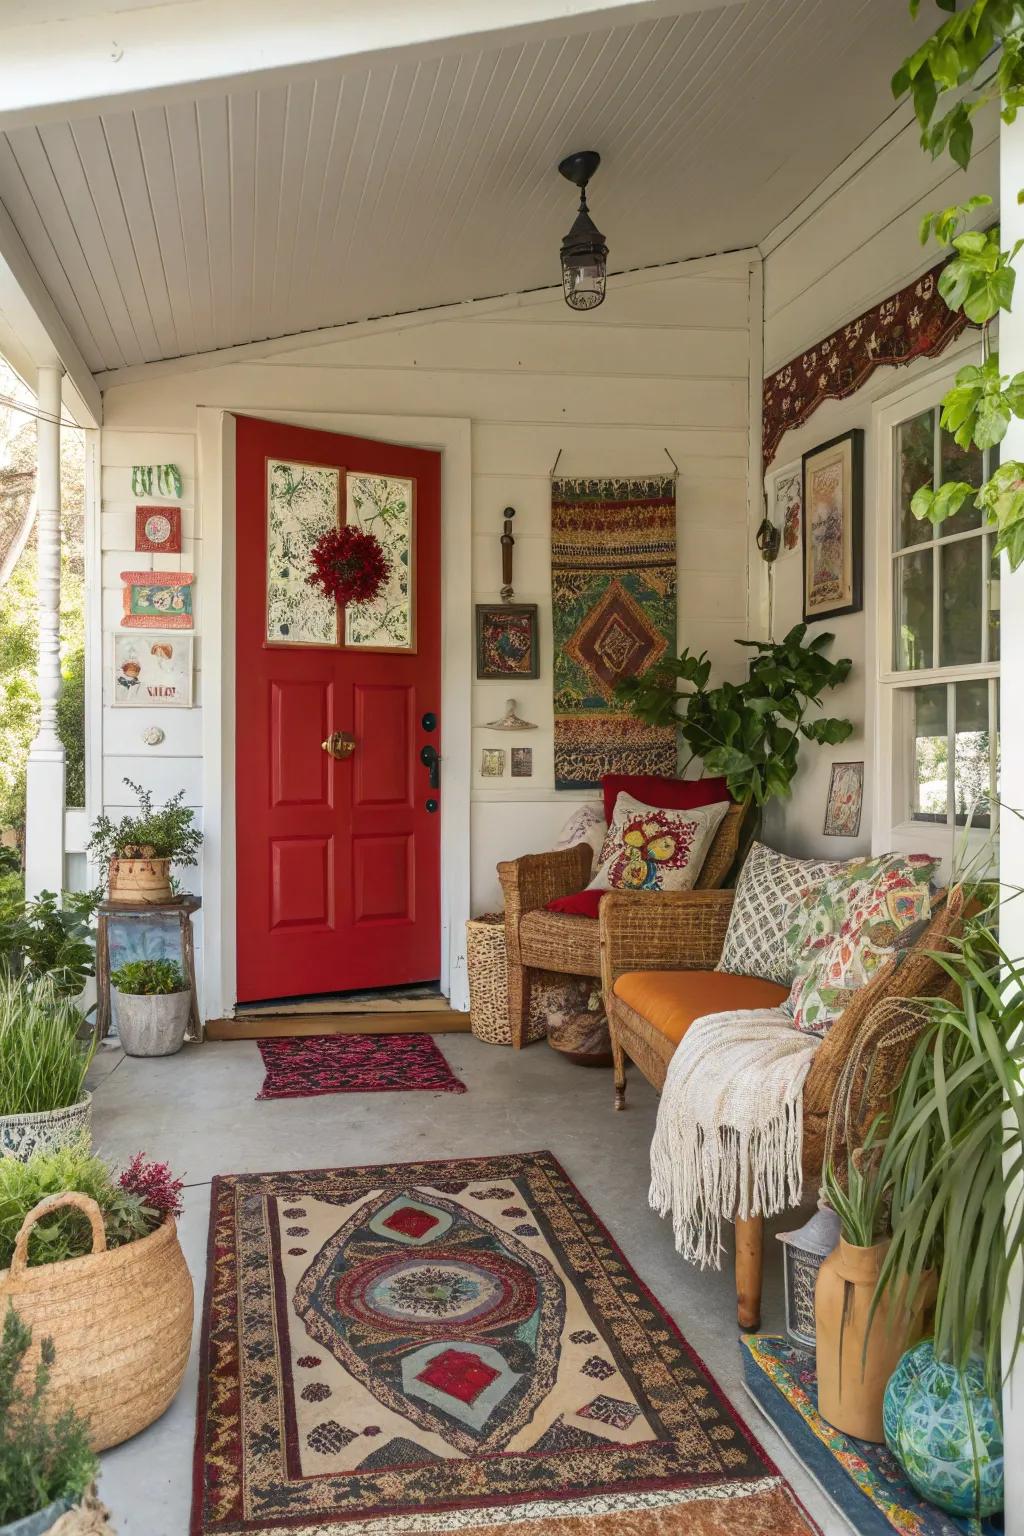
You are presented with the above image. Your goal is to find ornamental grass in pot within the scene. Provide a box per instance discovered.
[815,1145,932,1443]
[0,1143,192,1451]
[0,1303,98,1536]
[87,779,202,906]
[0,977,94,1162]
[110,959,190,1058]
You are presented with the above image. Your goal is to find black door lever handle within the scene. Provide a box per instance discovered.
[420,744,440,790]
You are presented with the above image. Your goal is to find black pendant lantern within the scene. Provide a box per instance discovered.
[558,150,608,312]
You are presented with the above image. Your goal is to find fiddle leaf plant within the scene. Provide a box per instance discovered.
[894,0,1024,569]
[616,624,852,809]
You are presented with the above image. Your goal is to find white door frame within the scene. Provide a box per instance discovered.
[196,405,473,1022]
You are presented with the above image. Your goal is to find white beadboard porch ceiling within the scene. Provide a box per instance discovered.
[0,0,920,375]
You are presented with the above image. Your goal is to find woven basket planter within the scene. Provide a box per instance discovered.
[465,915,550,1047]
[0,1192,194,1451]
[0,1095,92,1163]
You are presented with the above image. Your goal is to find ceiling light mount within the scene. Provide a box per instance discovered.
[558,149,608,312]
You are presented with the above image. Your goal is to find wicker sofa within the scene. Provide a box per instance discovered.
[497,803,744,1050]
[601,885,964,1330]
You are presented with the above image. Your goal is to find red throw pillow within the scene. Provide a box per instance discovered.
[600,774,730,824]
[547,889,605,919]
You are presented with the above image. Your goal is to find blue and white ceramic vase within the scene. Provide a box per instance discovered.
[883,1340,1003,1518]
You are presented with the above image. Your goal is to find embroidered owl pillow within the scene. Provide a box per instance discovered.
[587,793,731,896]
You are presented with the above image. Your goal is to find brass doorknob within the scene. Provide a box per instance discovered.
[322,731,356,760]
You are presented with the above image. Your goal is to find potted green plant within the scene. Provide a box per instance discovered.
[869,909,1017,1518]
[616,624,852,844]
[86,778,202,905]
[110,959,190,1057]
[0,1143,192,1452]
[814,1145,931,1443]
[0,1303,97,1536]
[0,976,94,1161]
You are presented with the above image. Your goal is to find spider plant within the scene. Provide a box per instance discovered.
[873,908,1024,1398]
[823,1133,889,1249]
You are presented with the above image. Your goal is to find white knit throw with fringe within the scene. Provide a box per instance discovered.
[649,1008,821,1269]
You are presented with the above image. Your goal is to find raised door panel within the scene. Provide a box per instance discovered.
[270,836,334,930]
[270,679,332,808]
[352,833,414,923]
[353,683,413,808]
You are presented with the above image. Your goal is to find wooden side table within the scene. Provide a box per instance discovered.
[95,895,203,1044]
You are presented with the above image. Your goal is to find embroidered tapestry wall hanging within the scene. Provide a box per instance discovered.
[551,476,677,790]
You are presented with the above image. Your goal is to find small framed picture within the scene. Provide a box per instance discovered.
[511,746,533,778]
[769,462,802,557]
[802,429,864,621]
[135,505,182,553]
[824,761,864,838]
[113,633,193,708]
[481,747,506,778]
[475,603,539,680]
[121,570,194,629]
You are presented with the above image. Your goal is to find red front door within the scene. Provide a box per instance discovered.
[235,415,442,1003]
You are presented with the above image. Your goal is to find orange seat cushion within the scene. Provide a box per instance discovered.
[612,970,790,1047]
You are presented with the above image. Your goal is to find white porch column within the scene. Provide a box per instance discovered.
[998,115,1024,1536]
[24,362,65,900]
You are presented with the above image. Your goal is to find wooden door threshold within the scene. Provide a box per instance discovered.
[206,1009,470,1040]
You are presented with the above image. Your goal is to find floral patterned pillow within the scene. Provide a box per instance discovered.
[786,852,939,1035]
[587,793,731,895]
[553,804,607,877]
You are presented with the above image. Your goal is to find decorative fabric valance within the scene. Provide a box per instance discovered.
[762,258,974,470]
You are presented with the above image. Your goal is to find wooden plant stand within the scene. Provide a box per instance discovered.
[95,895,203,1044]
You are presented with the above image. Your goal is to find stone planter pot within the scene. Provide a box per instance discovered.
[112,988,190,1056]
[108,855,172,904]
[0,1094,92,1162]
[815,1237,932,1442]
[0,1498,74,1536]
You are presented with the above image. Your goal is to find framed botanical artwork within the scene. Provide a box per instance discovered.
[121,570,194,628]
[135,505,182,553]
[769,462,802,557]
[475,603,539,680]
[802,430,863,621]
[480,747,506,778]
[824,760,865,838]
[266,458,341,647]
[344,472,416,652]
[113,634,193,708]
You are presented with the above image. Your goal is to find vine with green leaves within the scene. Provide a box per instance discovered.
[896,0,1024,566]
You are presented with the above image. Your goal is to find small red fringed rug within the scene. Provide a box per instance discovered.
[256,1032,466,1099]
[192,1151,820,1536]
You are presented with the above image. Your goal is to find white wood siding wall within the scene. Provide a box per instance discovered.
[98,257,755,950]
[760,106,999,860]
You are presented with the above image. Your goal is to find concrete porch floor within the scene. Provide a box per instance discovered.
[86,1033,847,1536]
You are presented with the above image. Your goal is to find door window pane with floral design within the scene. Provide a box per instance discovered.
[344,474,415,652]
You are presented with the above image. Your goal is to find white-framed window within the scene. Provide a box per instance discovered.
[875,363,1000,859]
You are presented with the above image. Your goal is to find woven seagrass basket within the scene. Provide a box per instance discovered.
[466,914,547,1046]
[0,1191,194,1451]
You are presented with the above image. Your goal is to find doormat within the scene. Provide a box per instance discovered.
[193,1152,819,1536]
[256,1032,466,1099]
[741,1336,999,1536]
[551,476,677,790]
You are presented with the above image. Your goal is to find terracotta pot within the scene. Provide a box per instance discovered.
[108,855,172,904]
[815,1238,931,1442]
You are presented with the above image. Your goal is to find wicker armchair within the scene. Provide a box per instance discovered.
[497,803,744,1050]
[601,886,965,1330]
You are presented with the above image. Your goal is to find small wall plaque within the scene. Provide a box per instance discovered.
[121,571,194,629]
[511,747,533,777]
[481,747,506,778]
[135,505,182,553]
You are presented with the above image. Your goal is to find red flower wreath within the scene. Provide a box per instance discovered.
[306,525,391,607]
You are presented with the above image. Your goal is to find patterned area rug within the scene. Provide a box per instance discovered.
[741,1337,998,1536]
[193,1152,818,1535]
[256,1034,466,1099]
[551,477,677,790]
